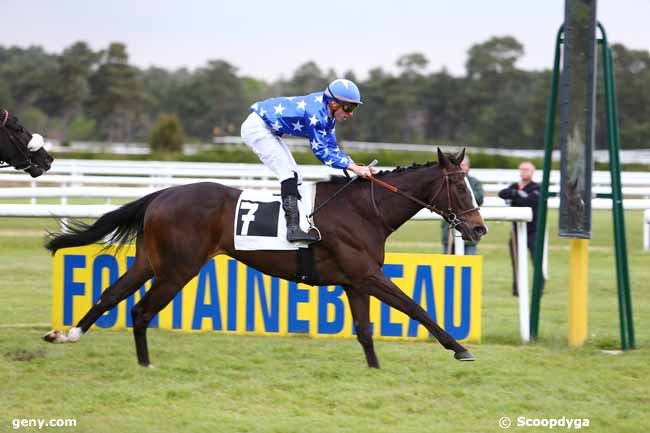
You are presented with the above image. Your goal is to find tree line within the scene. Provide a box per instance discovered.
[1,36,649,149]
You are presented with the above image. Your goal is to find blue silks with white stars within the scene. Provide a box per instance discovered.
[250,91,352,169]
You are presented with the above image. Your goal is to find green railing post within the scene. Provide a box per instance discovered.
[532,23,635,350]
[603,41,628,350]
[530,26,563,340]
[599,23,635,349]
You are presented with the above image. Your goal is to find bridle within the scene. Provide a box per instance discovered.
[0,109,36,170]
[0,134,33,169]
[369,168,481,232]
[426,168,481,228]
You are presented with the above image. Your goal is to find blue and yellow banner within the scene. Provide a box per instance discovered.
[52,246,482,342]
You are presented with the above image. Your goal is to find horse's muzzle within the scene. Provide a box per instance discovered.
[459,222,488,242]
[26,147,54,177]
[25,165,44,177]
[31,147,53,170]
[473,225,487,238]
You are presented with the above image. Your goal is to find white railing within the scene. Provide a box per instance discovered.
[0,204,119,218]
[2,160,650,200]
[0,158,649,183]
[47,139,650,164]
[482,196,650,209]
[2,184,649,214]
[18,159,339,179]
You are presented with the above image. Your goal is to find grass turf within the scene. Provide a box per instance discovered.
[1,210,648,433]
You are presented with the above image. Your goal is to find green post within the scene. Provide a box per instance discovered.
[532,23,635,349]
[530,26,563,339]
[599,23,635,349]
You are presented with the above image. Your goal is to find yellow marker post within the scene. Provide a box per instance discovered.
[568,239,589,347]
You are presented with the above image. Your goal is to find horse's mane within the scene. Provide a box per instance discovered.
[326,153,462,184]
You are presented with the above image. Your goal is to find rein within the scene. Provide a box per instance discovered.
[308,160,378,219]
[309,163,480,233]
[368,168,480,230]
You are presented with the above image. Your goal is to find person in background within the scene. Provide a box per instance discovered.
[498,161,542,296]
[240,79,377,243]
[441,155,484,254]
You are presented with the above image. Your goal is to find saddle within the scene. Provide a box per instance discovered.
[233,183,319,251]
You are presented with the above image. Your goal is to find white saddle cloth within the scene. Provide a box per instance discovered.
[233,183,316,251]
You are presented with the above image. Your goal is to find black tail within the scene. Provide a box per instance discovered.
[45,190,166,254]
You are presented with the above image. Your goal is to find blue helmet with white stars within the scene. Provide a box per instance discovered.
[324,79,363,104]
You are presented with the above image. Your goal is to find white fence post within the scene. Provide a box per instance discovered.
[643,209,650,251]
[453,230,465,255]
[516,221,530,343]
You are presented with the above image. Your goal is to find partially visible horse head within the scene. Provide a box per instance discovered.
[435,147,487,242]
[0,109,54,177]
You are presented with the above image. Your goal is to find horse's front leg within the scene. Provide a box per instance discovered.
[343,287,379,368]
[360,272,475,362]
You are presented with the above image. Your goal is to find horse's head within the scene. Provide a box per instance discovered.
[433,148,487,243]
[0,109,54,177]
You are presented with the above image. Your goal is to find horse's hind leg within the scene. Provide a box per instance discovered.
[130,274,193,367]
[43,240,153,344]
[361,272,474,362]
[344,287,380,368]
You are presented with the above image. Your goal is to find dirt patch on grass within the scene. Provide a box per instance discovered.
[4,348,46,362]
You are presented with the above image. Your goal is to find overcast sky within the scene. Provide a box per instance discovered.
[3,1,648,81]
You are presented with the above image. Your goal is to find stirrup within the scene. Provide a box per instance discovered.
[308,225,322,242]
[287,226,320,243]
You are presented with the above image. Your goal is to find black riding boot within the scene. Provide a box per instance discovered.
[281,176,319,243]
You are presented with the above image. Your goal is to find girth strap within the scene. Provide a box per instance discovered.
[296,246,316,285]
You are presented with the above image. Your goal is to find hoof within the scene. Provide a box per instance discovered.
[454,350,475,361]
[43,330,65,344]
[42,327,82,344]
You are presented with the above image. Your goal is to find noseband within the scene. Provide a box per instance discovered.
[369,168,481,231]
[427,169,481,229]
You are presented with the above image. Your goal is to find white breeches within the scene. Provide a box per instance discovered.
[241,112,301,183]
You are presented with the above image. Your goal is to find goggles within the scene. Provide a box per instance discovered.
[340,102,358,113]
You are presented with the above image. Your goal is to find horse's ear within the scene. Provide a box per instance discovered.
[437,147,450,167]
[455,148,466,165]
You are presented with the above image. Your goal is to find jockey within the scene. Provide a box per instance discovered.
[241,78,377,243]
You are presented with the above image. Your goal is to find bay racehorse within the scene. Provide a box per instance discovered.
[0,108,53,177]
[43,148,486,368]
